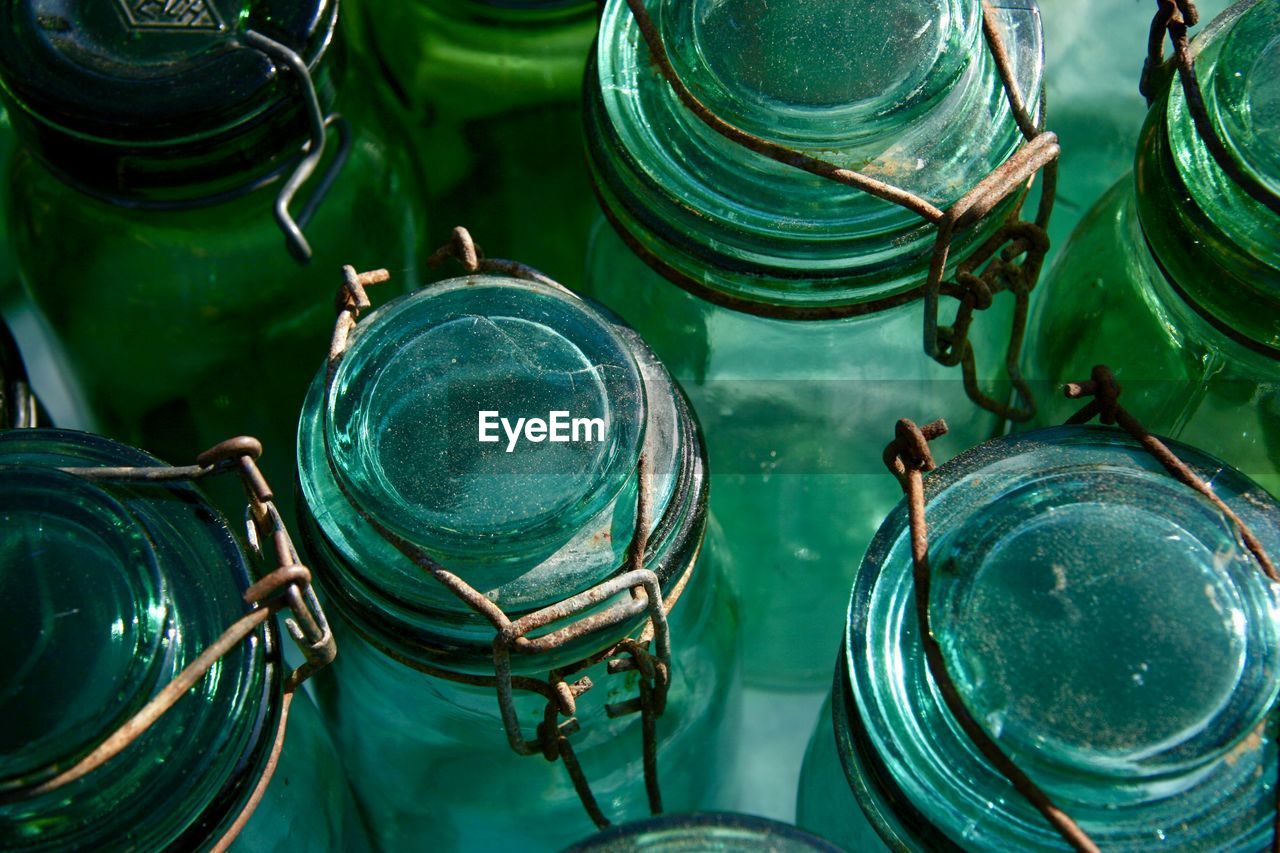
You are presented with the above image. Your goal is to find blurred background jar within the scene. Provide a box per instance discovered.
[1024,0,1280,497]
[581,0,1051,818]
[0,0,422,517]
[0,428,367,851]
[342,0,598,287]
[295,267,740,849]
[798,423,1280,850]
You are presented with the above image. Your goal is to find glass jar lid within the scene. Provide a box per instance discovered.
[325,275,647,566]
[588,0,1044,307]
[0,0,335,143]
[0,466,168,793]
[0,429,276,850]
[298,274,704,667]
[1142,0,1280,351]
[849,426,1280,848]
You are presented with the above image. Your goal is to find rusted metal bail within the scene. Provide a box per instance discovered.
[1140,0,1280,217]
[883,365,1280,851]
[320,239,682,827]
[241,29,353,264]
[612,0,1059,423]
[1,437,335,853]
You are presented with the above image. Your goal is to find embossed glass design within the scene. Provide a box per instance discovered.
[344,0,598,287]
[1023,0,1280,497]
[0,429,365,851]
[0,0,422,516]
[296,274,739,850]
[583,0,1045,696]
[565,812,842,851]
[797,426,1280,850]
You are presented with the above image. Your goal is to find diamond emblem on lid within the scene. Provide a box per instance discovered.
[115,0,224,31]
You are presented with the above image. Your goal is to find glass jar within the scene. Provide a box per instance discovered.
[344,0,598,287]
[0,428,367,851]
[566,812,841,851]
[1023,0,1279,497]
[1035,0,1233,254]
[296,271,740,849]
[0,0,422,516]
[797,425,1280,850]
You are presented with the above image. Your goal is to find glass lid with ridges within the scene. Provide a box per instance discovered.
[1145,0,1280,348]
[850,426,1280,849]
[0,466,168,793]
[0,429,275,850]
[0,0,336,143]
[298,273,697,654]
[588,0,1045,306]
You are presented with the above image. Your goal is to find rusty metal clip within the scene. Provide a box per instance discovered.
[241,29,353,264]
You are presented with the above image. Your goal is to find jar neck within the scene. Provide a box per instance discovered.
[1134,5,1280,354]
[0,429,280,849]
[5,12,342,207]
[585,0,1044,310]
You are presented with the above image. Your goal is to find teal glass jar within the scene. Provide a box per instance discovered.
[583,0,1046,687]
[566,812,841,851]
[0,428,366,851]
[797,425,1280,850]
[344,0,598,287]
[0,0,422,514]
[297,272,740,849]
[1023,0,1279,497]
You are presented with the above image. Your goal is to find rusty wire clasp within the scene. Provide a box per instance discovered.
[241,29,353,264]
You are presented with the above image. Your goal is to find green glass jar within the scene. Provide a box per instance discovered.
[344,0,598,287]
[583,0,1045,684]
[797,425,1280,850]
[1023,0,1279,497]
[566,812,841,851]
[0,0,422,515]
[297,272,740,849]
[1035,0,1232,254]
[0,428,367,851]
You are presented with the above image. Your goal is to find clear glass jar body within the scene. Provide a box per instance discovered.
[0,429,367,851]
[4,70,421,518]
[585,221,1013,689]
[345,0,598,287]
[310,530,740,850]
